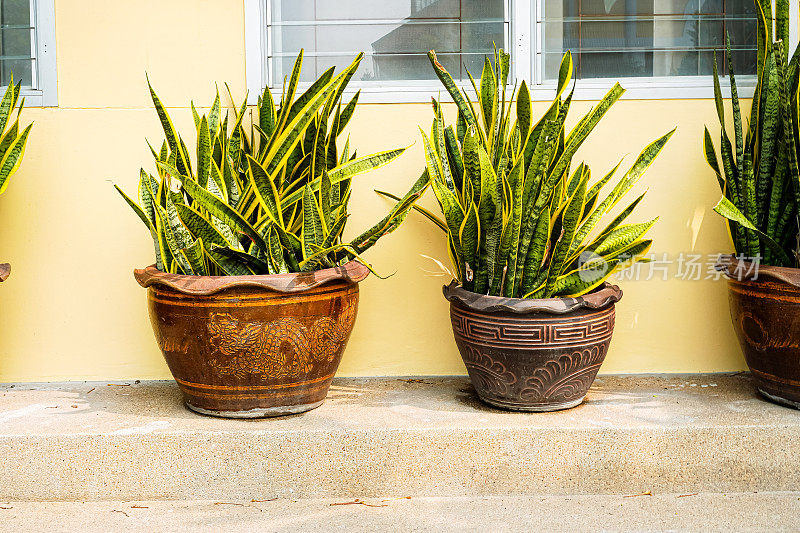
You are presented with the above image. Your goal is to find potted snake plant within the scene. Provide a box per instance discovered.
[704,0,800,409]
[385,49,673,411]
[0,76,33,282]
[116,51,424,418]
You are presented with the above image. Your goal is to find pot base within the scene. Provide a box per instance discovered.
[758,389,800,410]
[479,395,585,412]
[185,400,325,419]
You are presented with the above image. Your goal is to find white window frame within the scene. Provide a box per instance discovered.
[0,0,57,107]
[245,0,796,102]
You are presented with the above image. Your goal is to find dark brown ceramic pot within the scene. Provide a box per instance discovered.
[719,255,800,409]
[444,282,623,412]
[0,263,9,282]
[134,261,368,418]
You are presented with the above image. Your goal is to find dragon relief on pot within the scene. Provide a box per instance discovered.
[206,301,356,379]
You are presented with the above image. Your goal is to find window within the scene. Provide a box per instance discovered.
[245,0,511,102]
[540,0,757,83]
[245,0,778,101]
[0,0,57,107]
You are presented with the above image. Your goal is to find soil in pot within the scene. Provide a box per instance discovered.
[720,256,800,409]
[134,261,368,418]
[444,282,622,412]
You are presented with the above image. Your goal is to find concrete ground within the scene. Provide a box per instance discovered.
[2,493,799,532]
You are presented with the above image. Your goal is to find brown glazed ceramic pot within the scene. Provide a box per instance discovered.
[719,255,800,409]
[134,261,369,418]
[444,282,623,412]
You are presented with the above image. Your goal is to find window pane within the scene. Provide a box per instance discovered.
[268,0,507,86]
[0,0,34,87]
[541,0,756,80]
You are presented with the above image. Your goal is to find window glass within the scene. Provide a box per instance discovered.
[0,0,34,87]
[540,0,757,81]
[269,0,507,85]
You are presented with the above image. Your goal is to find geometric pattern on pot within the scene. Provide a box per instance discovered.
[451,306,615,349]
[520,345,608,403]
[207,300,356,379]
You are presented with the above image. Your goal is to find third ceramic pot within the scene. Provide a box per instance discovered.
[719,255,800,409]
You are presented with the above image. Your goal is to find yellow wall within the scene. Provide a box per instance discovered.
[0,0,745,381]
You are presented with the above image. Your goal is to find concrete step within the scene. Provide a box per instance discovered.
[2,493,800,532]
[1,374,798,501]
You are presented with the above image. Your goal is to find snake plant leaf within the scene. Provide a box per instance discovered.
[259,86,276,142]
[275,49,304,132]
[480,57,497,134]
[703,126,725,192]
[549,257,621,298]
[459,200,480,291]
[246,155,284,229]
[176,203,231,248]
[0,119,18,159]
[180,238,206,275]
[592,192,647,245]
[553,84,624,183]
[351,171,430,254]
[147,78,191,176]
[0,123,31,195]
[714,196,791,264]
[428,50,477,129]
[205,246,253,276]
[322,213,347,249]
[179,172,269,253]
[338,91,360,133]
[501,159,525,297]
[756,52,780,221]
[165,192,194,250]
[211,245,270,275]
[517,81,532,141]
[520,208,552,296]
[444,125,464,190]
[374,188,448,232]
[280,146,409,209]
[155,204,194,274]
[287,66,335,126]
[556,50,574,98]
[262,54,363,177]
[429,158,466,251]
[590,218,658,258]
[607,238,653,263]
[302,183,324,259]
[544,172,588,295]
[115,184,153,232]
[137,170,158,229]
[267,225,290,274]
[0,77,18,135]
[434,106,456,193]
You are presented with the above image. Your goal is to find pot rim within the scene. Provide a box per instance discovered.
[442,281,622,315]
[134,260,369,296]
[716,254,800,289]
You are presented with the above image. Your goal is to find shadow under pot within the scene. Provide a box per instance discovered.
[719,255,800,409]
[134,261,368,418]
[443,282,623,412]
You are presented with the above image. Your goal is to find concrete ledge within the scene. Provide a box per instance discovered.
[1,374,798,501]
